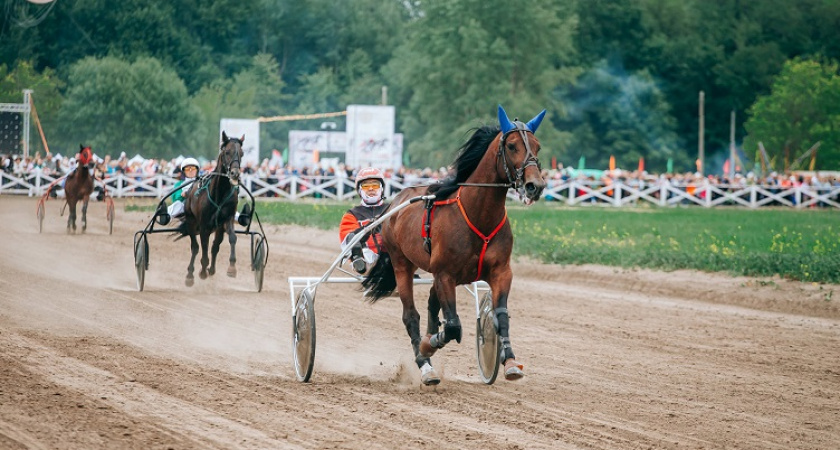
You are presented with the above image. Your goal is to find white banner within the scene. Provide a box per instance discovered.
[346,105,396,170]
[289,131,347,169]
[393,133,404,170]
[220,118,260,168]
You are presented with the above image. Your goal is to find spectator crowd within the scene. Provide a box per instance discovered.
[3,150,840,202]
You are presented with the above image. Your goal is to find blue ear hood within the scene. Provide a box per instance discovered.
[498,105,547,134]
[525,110,546,134]
[498,105,514,134]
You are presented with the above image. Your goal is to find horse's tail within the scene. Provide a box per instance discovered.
[361,253,396,304]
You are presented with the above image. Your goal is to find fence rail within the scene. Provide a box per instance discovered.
[2,171,839,209]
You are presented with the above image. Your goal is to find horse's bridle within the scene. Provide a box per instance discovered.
[218,139,242,179]
[497,121,541,191]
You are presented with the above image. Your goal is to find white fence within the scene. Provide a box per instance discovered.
[2,171,839,209]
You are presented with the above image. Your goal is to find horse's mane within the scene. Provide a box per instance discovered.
[426,125,500,200]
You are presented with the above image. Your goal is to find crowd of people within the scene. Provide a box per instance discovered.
[3,150,840,197]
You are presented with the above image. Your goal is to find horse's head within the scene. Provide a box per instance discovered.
[219,131,244,186]
[78,144,93,166]
[497,105,547,205]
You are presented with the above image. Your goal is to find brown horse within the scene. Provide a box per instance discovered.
[362,105,547,385]
[63,145,95,234]
[176,132,243,286]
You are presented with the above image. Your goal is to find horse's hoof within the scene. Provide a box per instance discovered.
[208,267,215,276]
[199,271,208,280]
[420,363,440,386]
[419,334,437,358]
[227,267,236,278]
[503,359,525,381]
[185,277,194,287]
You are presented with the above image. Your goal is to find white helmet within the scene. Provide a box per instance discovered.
[181,157,199,170]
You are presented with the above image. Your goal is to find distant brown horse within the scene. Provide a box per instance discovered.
[63,145,95,234]
[362,105,547,385]
[176,132,243,286]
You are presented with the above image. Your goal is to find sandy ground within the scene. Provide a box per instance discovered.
[0,194,838,450]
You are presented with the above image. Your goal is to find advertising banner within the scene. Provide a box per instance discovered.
[220,119,260,168]
[346,105,397,170]
[289,130,347,169]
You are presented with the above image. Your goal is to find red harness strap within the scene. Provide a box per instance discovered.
[421,187,508,281]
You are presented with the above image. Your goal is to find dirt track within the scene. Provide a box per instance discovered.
[1,195,838,449]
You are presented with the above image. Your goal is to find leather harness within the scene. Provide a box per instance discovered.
[420,121,537,282]
[421,187,507,282]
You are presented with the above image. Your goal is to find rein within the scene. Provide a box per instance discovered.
[195,172,239,226]
[457,182,511,188]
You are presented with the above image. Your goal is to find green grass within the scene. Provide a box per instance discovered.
[508,204,840,284]
[129,200,840,284]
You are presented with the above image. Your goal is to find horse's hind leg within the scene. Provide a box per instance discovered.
[426,286,442,335]
[420,275,461,356]
[186,234,198,286]
[226,221,237,277]
[391,264,440,385]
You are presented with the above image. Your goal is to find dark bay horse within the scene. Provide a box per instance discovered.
[176,132,243,286]
[63,145,95,234]
[362,105,547,385]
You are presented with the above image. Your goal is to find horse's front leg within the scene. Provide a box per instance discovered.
[226,220,237,277]
[67,200,77,234]
[186,234,198,286]
[491,269,524,381]
[80,196,90,233]
[208,227,225,277]
[199,231,211,279]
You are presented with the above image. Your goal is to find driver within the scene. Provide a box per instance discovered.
[167,157,200,218]
[339,167,388,274]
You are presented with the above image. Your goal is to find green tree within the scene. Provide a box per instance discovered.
[385,0,576,168]
[0,60,64,155]
[56,56,201,159]
[555,61,685,172]
[192,53,288,160]
[743,57,840,171]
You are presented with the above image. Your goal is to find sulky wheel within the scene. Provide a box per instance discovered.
[106,199,115,235]
[293,288,316,382]
[252,234,267,292]
[37,201,45,234]
[475,291,501,385]
[134,234,149,291]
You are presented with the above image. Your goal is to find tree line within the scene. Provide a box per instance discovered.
[1,0,839,173]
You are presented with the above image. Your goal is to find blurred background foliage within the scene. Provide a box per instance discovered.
[1,0,839,172]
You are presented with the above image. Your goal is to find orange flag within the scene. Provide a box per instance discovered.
[609,155,616,171]
[638,157,645,173]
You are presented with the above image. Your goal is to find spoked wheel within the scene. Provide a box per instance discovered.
[252,234,267,292]
[293,288,316,382]
[37,200,45,233]
[134,234,149,291]
[476,291,501,385]
[106,199,115,235]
